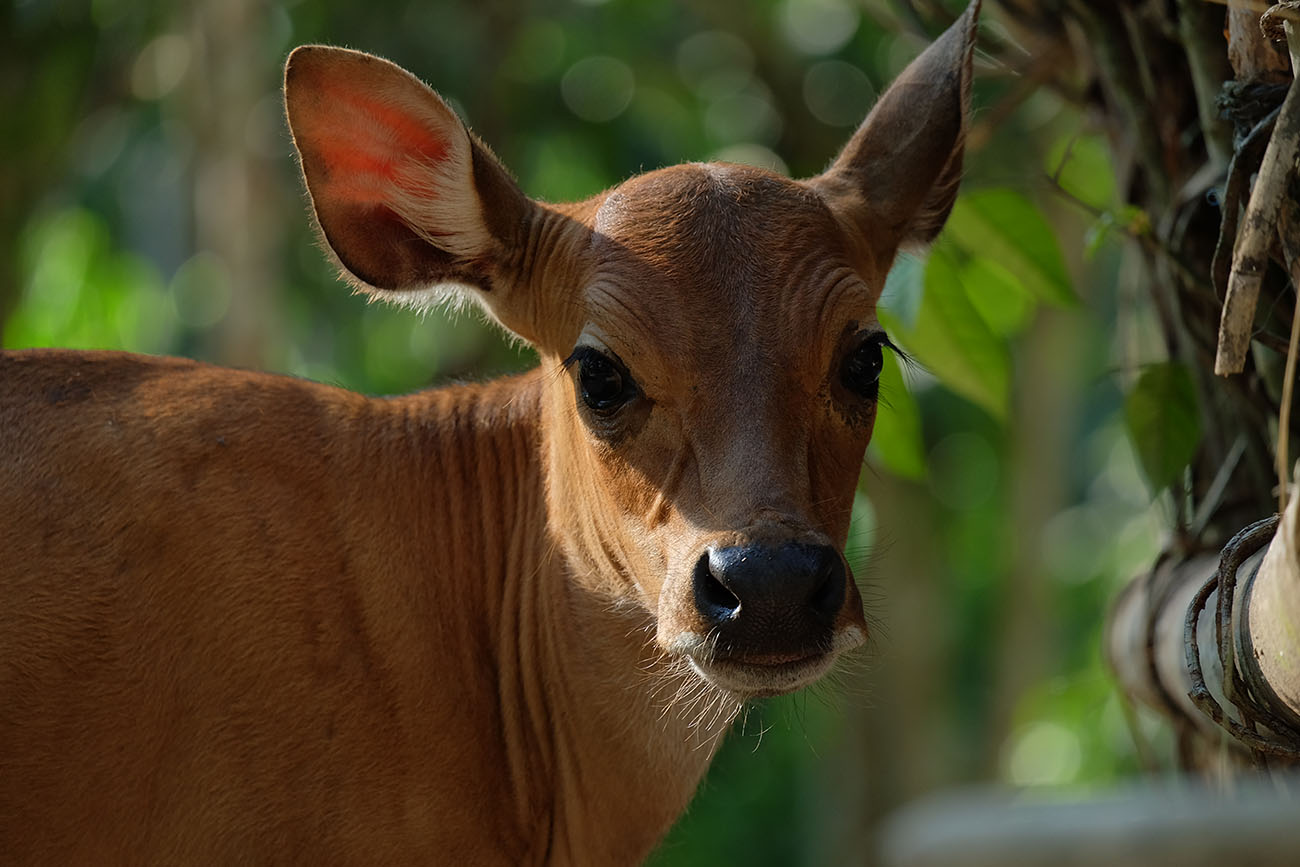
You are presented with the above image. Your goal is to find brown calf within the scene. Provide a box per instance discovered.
[0,3,979,863]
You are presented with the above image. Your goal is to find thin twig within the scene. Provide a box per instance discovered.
[1212,107,1281,300]
[1190,435,1247,536]
[1175,0,1235,166]
[1277,289,1300,510]
[1215,42,1300,374]
[889,0,928,35]
[1044,175,1216,298]
[967,46,1076,151]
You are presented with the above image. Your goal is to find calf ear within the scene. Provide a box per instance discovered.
[808,0,980,256]
[284,46,537,332]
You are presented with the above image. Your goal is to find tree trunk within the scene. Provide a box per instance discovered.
[187,0,284,368]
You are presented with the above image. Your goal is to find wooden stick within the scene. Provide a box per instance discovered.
[1215,15,1300,375]
[1270,13,1300,503]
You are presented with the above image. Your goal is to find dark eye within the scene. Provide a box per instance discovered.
[840,334,886,399]
[575,348,634,413]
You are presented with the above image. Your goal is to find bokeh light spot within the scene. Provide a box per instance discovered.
[779,0,859,55]
[803,60,875,127]
[131,34,191,101]
[677,31,755,99]
[561,56,635,123]
[1004,721,1083,787]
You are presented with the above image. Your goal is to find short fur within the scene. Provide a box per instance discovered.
[0,4,979,863]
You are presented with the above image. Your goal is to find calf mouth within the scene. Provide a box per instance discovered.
[668,625,867,697]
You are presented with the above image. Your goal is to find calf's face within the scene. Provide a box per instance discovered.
[284,2,980,698]
[544,166,889,695]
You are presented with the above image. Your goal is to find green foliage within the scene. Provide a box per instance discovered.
[1046,133,1117,211]
[881,245,1011,421]
[1084,204,1151,261]
[964,256,1036,337]
[947,189,1077,308]
[1002,671,1140,788]
[6,207,175,353]
[877,186,1073,424]
[1124,361,1202,494]
[868,350,928,480]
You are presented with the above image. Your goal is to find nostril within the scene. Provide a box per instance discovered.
[693,552,741,623]
[807,549,846,621]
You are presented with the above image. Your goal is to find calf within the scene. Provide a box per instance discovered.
[0,3,979,863]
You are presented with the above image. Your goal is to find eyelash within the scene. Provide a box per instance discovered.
[565,346,637,415]
[839,332,896,400]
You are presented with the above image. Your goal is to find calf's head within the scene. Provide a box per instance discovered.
[284,2,979,698]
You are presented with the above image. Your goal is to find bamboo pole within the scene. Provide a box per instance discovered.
[1238,477,1300,729]
[1108,486,1300,767]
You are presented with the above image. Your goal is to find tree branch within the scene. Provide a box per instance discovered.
[1216,18,1300,374]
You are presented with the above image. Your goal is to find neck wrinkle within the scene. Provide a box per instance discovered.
[396,369,739,865]
[390,371,554,858]
[534,402,742,864]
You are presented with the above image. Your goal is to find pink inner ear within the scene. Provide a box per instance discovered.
[308,79,451,207]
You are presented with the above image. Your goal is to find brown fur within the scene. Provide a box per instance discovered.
[0,4,979,863]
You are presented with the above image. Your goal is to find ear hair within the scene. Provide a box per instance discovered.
[285,46,526,299]
[806,0,981,254]
[285,45,562,340]
[384,123,491,262]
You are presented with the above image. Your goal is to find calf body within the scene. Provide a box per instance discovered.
[0,4,980,863]
[1,355,708,862]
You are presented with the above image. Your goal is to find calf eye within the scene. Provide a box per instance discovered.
[840,333,887,400]
[571,347,636,413]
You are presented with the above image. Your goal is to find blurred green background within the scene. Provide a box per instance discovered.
[2,0,1173,863]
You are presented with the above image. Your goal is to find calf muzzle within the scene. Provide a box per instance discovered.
[691,541,846,662]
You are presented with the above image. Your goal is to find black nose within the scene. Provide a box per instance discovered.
[692,542,846,651]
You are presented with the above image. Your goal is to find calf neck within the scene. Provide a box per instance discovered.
[0,3,980,863]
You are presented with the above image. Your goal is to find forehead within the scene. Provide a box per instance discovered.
[580,164,874,368]
[593,163,845,279]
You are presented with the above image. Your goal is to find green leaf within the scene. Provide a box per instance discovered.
[880,248,1010,421]
[963,256,1036,336]
[1083,204,1151,261]
[868,350,927,480]
[880,252,926,330]
[1124,362,1202,494]
[1046,134,1116,211]
[946,189,1077,307]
